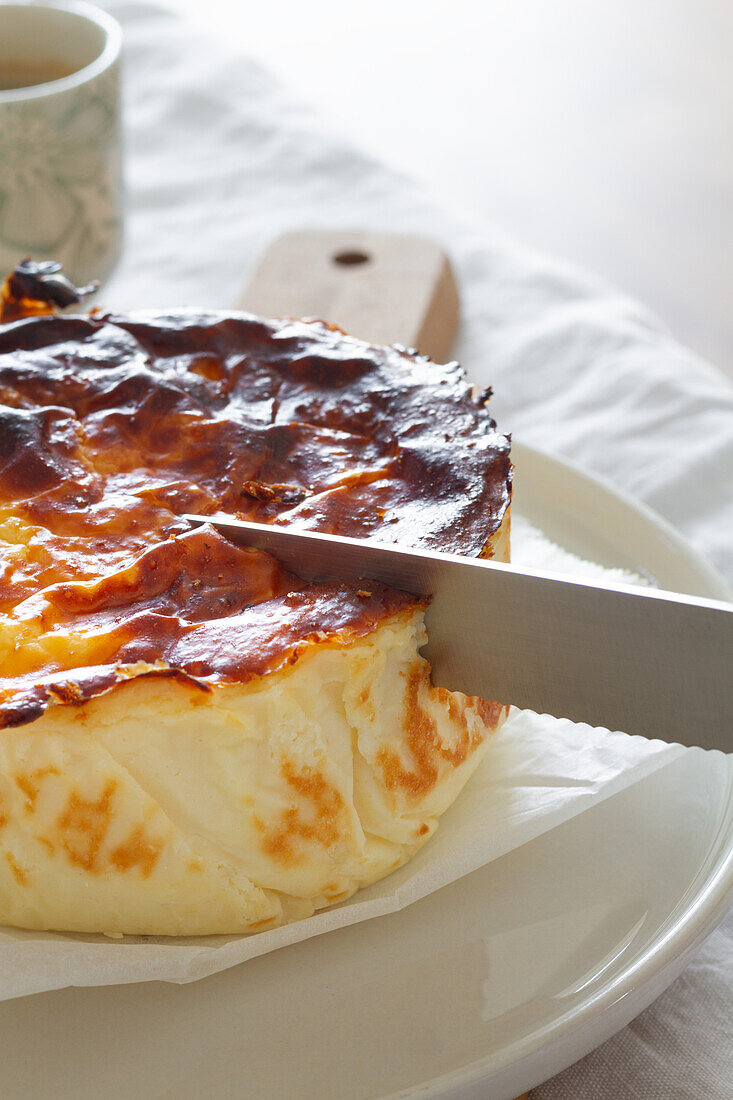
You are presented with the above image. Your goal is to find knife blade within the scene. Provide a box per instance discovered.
[185,515,733,752]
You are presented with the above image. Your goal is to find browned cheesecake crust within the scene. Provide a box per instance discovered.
[0,262,511,729]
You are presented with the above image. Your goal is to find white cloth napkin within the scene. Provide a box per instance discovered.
[59,1,733,1094]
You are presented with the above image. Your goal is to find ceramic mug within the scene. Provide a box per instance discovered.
[0,1,122,287]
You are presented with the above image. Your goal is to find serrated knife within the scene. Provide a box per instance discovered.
[185,515,733,752]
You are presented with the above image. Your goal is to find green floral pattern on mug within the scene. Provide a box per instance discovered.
[0,65,122,287]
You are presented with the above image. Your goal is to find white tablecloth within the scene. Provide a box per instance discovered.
[96,2,732,1094]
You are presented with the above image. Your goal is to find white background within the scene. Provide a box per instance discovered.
[167,0,733,379]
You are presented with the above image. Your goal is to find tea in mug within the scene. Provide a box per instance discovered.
[0,60,76,91]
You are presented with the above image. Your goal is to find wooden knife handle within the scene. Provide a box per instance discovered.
[237,230,459,362]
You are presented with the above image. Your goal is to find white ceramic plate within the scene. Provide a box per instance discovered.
[0,443,730,1100]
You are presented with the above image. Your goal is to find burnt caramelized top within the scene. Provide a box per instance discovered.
[0,264,511,727]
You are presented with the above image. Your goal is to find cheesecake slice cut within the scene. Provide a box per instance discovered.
[0,262,511,935]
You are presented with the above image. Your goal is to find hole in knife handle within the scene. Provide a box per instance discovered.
[333,250,371,266]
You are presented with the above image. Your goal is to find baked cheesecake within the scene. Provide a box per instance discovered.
[0,261,511,935]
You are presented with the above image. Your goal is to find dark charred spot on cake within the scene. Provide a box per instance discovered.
[261,759,346,865]
[14,767,60,812]
[110,826,163,877]
[56,780,118,872]
[0,260,97,324]
[14,775,36,812]
[378,666,488,797]
[49,682,88,706]
[472,698,509,730]
[4,851,28,885]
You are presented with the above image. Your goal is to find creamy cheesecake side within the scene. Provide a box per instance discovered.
[0,608,506,935]
[0,262,512,935]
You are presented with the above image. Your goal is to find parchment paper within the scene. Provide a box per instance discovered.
[0,518,685,1002]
